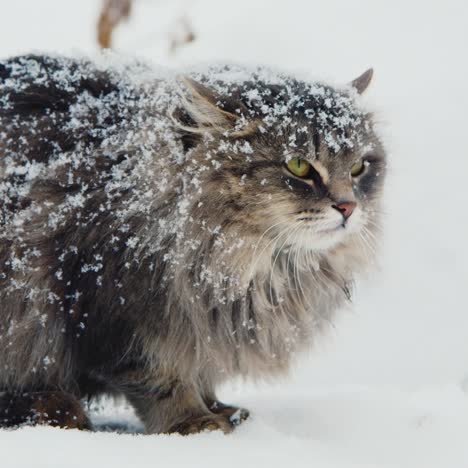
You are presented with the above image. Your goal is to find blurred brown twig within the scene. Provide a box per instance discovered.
[97,0,132,49]
[97,0,196,55]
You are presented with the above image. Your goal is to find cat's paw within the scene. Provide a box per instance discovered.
[227,407,250,426]
[168,415,234,435]
[209,401,250,426]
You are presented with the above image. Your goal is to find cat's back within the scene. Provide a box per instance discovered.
[0,54,144,180]
[0,54,121,157]
[0,54,179,231]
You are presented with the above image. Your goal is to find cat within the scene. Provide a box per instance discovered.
[0,54,386,434]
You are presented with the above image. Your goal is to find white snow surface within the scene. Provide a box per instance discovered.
[1,1,468,467]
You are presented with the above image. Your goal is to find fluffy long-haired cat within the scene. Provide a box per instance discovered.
[0,54,385,434]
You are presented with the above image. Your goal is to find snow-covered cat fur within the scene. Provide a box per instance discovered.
[0,55,385,434]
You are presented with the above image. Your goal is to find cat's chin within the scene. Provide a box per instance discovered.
[298,228,350,252]
[295,219,364,252]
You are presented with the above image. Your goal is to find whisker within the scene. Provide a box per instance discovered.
[269,222,303,305]
[285,225,304,292]
[247,221,290,280]
[355,230,376,263]
[361,225,381,245]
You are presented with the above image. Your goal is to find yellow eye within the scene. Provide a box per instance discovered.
[286,158,311,178]
[350,160,365,177]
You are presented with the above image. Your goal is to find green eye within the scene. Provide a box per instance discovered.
[286,158,311,178]
[350,160,365,177]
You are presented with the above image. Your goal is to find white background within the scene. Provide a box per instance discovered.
[1,1,468,467]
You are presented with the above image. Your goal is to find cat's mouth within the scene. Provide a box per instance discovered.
[279,206,365,252]
[316,223,347,234]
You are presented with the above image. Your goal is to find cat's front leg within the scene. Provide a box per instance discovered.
[124,378,235,435]
[200,375,250,426]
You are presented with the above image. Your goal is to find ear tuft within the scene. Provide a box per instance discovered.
[350,68,373,94]
[177,77,238,133]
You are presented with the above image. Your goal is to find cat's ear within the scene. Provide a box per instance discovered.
[177,78,238,133]
[350,68,373,94]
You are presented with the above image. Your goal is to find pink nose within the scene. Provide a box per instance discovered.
[332,201,356,220]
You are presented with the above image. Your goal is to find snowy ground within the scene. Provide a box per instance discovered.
[1,0,468,467]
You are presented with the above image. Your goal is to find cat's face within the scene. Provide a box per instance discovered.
[240,137,386,254]
[177,68,385,259]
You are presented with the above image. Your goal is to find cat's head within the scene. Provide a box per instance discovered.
[173,66,385,272]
